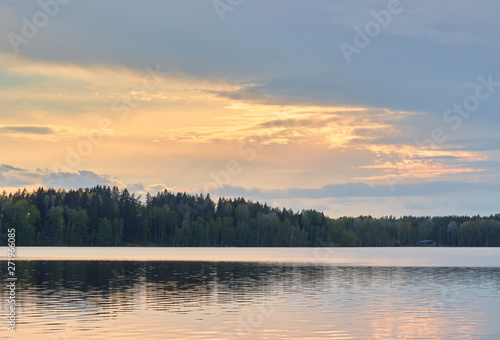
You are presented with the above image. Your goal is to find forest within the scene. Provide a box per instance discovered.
[1,186,499,247]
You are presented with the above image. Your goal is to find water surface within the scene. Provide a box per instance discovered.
[5,246,500,266]
[1,247,499,339]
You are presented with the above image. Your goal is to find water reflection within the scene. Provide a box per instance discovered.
[1,261,500,339]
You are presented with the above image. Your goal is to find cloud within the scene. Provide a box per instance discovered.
[0,123,112,142]
[0,164,498,218]
[127,183,193,197]
[438,138,500,152]
[156,100,491,184]
[0,164,25,173]
[0,164,185,197]
[327,0,500,46]
[212,181,500,217]
[213,181,500,201]
[0,1,499,218]
[0,165,121,191]
[0,126,55,134]
[272,194,500,218]
[160,103,397,148]
[41,169,123,190]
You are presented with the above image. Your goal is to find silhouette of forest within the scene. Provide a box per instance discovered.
[1,186,499,247]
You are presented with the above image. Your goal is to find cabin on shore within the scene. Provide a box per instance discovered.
[417,240,436,246]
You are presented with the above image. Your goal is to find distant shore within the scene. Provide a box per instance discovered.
[2,186,499,248]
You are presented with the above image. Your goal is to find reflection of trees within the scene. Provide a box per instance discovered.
[1,261,499,319]
[0,261,334,316]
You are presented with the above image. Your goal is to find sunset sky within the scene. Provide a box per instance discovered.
[1,0,499,217]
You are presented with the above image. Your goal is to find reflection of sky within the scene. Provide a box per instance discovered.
[6,247,500,267]
[2,261,499,339]
[1,1,500,217]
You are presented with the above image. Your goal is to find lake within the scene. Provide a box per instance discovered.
[1,247,500,339]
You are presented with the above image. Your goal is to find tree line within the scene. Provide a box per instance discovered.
[1,186,499,247]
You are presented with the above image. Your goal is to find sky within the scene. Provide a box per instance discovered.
[0,0,499,217]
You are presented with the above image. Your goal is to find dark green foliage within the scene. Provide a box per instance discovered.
[0,187,498,247]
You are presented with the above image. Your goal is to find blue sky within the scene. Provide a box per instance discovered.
[0,0,499,217]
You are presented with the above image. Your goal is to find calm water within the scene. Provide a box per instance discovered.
[1,248,500,339]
